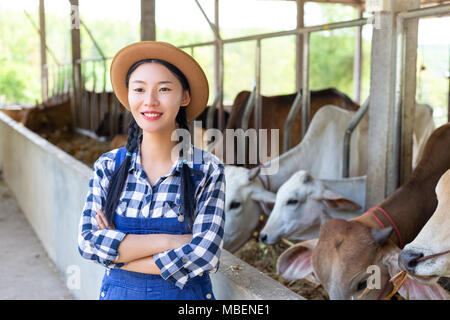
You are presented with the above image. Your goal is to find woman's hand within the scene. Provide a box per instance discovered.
[96,209,115,230]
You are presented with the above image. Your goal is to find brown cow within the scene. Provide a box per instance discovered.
[209,88,360,167]
[276,123,450,299]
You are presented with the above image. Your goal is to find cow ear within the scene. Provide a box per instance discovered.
[321,190,362,212]
[276,239,318,280]
[250,189,276,204]
[371,226,394,246]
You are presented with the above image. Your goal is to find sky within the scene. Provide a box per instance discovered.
[1,0,449,45]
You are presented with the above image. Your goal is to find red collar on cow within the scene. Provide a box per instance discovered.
[368,206,404,249]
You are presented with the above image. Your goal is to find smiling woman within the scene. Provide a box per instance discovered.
[77,41,226,300]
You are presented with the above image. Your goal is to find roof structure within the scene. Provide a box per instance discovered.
[270,0,450,9]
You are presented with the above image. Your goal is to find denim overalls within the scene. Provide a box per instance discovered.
[99,147,215,300]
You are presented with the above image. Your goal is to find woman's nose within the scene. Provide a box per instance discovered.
[143,90,159,106]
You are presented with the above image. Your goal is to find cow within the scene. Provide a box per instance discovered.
[0,99,73,133]
[398,168,450,283]
[259,171,366,245]
[275,123,450,300]
[223,104,434,252]
[209,88,360,167]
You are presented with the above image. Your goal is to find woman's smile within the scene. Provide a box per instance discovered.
[141,111,163,121]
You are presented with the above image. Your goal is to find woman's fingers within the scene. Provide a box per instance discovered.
[96,209,115,230]
[96,209,108,229]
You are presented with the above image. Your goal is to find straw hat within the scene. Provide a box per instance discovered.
[110,41,209,122]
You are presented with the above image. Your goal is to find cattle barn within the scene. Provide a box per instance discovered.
[0,0,449,301]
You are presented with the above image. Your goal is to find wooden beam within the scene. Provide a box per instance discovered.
[70,0,81,129]
[141,0,156,41]
[39,0,48,102]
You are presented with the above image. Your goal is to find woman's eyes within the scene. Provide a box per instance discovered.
[133,87,171,93]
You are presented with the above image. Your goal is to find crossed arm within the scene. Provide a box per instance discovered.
[95,209,192,274]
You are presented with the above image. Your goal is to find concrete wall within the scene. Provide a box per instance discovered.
[0,112,303,300]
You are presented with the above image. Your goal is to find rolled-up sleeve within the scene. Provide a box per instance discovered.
[77,155,127,268]
[154,163,226,289]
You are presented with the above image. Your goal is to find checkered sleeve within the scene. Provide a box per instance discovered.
[77,153,128,269]
[153,163,226,289]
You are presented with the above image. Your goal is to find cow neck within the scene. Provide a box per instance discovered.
[359,124,450,246]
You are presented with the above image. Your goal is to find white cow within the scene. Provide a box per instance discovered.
[398,168,450,283]
[223,104,435,252]
[259,171,366,245]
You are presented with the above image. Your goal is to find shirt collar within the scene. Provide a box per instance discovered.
[128,133,193,178]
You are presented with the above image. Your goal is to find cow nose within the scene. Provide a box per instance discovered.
[259,233,267,243]
[398,250,424,273]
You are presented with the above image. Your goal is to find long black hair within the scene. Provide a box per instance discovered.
[104,59,190,226]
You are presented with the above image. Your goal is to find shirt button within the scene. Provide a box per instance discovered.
[178,215,184,222]
[199,273,203,277]
[206,293,212,299]
[182,257,187,263]
[101,292,105,298]
[106,269,110,276]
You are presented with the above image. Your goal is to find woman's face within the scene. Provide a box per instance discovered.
[127,62,190,134]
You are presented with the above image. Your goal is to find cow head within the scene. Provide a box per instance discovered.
[259,171,361,245]
[398,169,450,284]
[277,219,397,300]
[223,165,276,252]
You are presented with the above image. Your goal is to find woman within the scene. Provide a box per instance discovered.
[77,41,225,300]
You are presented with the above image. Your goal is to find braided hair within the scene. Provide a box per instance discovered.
[104,59,190,226]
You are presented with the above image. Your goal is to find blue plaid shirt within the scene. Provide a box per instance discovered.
[77,136,226,289]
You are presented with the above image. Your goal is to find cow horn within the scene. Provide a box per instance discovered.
[248,166,261,181]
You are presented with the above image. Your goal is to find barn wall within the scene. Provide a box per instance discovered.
[0,112,303,300]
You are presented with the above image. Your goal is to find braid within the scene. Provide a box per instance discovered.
[126,117,140,154]
[104,117,140,226]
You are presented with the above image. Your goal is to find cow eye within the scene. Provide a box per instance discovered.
[356,279,367,292]
[286,199,298,205]
[229,201,241,210]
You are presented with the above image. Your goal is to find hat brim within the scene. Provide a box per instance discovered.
[110,41,209,122]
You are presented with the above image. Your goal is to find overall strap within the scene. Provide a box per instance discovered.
[114,147,127,172]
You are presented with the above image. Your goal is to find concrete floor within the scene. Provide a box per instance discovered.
[0,174,73,300]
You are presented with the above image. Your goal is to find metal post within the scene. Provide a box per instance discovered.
[39,0,48,102]
[215,0,224,132]
[396,13,419,187]
[255,39,262,159]
[353,6,363,103]
[296,0,304,91]
[283,91,302,153]
[141,0,156,41]
[301,32,310,138]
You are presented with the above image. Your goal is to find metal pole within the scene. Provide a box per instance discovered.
[255,39,262,137]
[343,97,369,178]
[296,0,304,91]
[178,18,368,50]
[353,6,363,104]
[301,32,310,138]
[283,91,302,153]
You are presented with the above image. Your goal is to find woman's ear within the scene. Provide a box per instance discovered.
[181,90,191,107]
